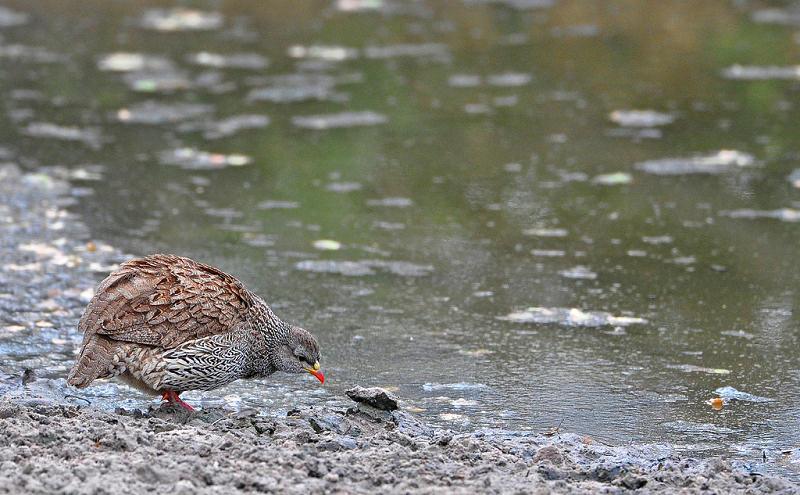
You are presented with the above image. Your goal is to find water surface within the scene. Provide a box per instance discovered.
[1,0,799,474]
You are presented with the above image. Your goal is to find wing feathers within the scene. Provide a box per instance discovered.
[78,254,254,349]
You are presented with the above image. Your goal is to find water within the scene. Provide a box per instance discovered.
[0,0,799,474]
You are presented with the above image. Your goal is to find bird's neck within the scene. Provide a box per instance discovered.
[242,297,291,377]
[248,297,289,349]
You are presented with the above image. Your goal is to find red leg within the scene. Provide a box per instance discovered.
[160,390,195,411]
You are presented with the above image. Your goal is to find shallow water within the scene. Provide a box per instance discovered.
[0,0,799,474]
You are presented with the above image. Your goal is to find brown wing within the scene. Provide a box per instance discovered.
[78,254,256,349]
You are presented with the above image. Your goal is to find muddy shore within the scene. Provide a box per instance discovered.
[0,164,797,494]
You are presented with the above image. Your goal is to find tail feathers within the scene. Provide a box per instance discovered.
[67,334,117,388]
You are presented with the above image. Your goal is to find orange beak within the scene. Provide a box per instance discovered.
[305,361,324,384]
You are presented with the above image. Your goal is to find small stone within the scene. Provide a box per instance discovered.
[533,445,564,465]
[346,386,399,411]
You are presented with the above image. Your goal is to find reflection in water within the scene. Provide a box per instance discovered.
[0,0,799,477]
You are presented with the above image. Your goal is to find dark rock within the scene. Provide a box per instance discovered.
[21,369,36,385]
[346,386,399,411]
[621,474,648,490]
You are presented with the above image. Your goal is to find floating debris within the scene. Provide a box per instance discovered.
[719,208,800,223]
[187,52,268,70]
[179,114,270,139]
[116,101,213,124]
[715,386,773,403]
[313,239,342,251]
[295,259,433,277]
[498,307,647,327]
[97,53,172,72]
[722,65,800,81]
[326,182,362,193]
[666,364,730,375]
[708,397,724,410]
[0,6,28,27]
[522,227,568,237]
[23,122,101,149]
[609,110,674,127]
[592,172,633,185]
[288,45,358,61]
[292,111,388,130]
[558,266,597,280]
[635,150,755,175]
[366,197,413,207]
[140,8,223,32]
[158,148,252,170]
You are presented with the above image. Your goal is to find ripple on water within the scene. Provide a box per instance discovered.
[288,45,359,61]
[97,52,173,72]
[295,259,433,277]
[116,101,213,124]
[422,382,489,392]
[178,114,270,139]
[186,52,269,70]
[363,43,449,60]
[665,364,730,375]
[463,0,555,9]
[158,148,252,170]
[498,307,648,327]
[257,200,300,210]
[664,420,738,436]
[366,197,413,207]
[292,111,388,130]
[592,172,633,185]
[609,110,674,127]
[522,227,568,237]
[139,8,223,32]
[719,208,800,223]
[751,8,800,26]
[635,150,755,175]
[721,65,800,81]
[558,265,597,280]
[23,123,102,149]
[0,6,28,27]
[122,69,191,93]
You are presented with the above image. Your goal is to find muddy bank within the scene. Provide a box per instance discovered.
[0,165,797,494]
[0,395,796,494]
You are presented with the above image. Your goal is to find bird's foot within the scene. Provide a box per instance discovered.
[161,390,195,412]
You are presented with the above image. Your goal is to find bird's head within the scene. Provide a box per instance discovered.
[274,325,324,384]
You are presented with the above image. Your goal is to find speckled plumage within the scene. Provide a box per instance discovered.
[68,254,321,400]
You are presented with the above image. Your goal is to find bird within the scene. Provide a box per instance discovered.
[67,254,324,411]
